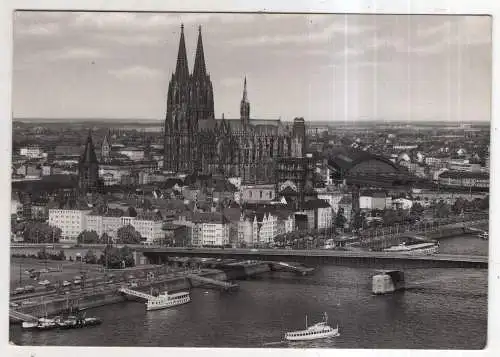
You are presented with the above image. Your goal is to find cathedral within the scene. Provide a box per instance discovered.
[163,25,306,184]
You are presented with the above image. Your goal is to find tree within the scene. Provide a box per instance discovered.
[100,232,112,244]
[434,200,450,218]
[352,212,364,231]
[479,195,489,211]
[383,210,399,226]
[411,202,425,216]
[84,249,98,264]
[77,230,99,244]
[56,249,66,261]
[452,198,466,215]
[98,245,135,269]
[127,206,137,217]
[117,224,142,244]
[335,208,347,229]
[22,222,61,243]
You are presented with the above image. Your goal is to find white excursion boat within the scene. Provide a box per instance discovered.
[284,313,340,341]
[146,291,191,311]
[383,242,439,255]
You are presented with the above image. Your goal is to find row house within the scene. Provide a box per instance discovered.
[238,211,278,246]
[300,199,333,230]
[175,212,230,247]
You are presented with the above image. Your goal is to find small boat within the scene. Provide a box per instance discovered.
[479,232,488,240]
[284,313,339,341]
[37,318,58,331]
[58,316,102,329]
[21,321,38,330]
[146,291,191,311]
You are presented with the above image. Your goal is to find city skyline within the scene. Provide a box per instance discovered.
[13,12,491,122]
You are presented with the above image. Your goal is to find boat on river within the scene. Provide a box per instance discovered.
[146,291,191,311]
[284,313,340,341]
[58,315,102,329]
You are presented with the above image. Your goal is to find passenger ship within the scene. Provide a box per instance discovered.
[383,241,439,255]
[146,291,191,311]
[284,313,340,341]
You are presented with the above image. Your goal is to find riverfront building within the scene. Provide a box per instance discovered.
[238,208,295,246]
[48,208,92,241]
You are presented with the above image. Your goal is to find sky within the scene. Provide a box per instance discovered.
[12,12,492,122]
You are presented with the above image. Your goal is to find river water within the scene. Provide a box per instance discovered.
[10,235,488,349]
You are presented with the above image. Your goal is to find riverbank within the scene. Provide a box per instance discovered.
[10,262,272,322]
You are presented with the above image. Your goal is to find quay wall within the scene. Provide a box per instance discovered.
[11,267,259,321]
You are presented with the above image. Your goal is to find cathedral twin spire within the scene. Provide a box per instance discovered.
[174,24,189,80]
[175,24,207,80]
[193,26,207,78]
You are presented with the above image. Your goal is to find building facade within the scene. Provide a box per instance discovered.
[163,25,306,184]
[240,184,276,204]
[48,209,91,241]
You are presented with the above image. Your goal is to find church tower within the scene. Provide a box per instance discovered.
[101,129,111,163]
[164,24,192,173]
[189,26,215,125]
[240,76,250,125]
[78,130,100,194]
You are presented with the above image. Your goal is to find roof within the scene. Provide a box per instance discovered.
[360,190,387,198]
[302,199,331,210]
[327,148,400,173]
[338,196,353,205]
[136,211,162,221]
[191,212,229,224]
[439,171,489,180]
[162,223,186,231]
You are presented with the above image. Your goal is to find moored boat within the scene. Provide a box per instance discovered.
[284,313,340,341]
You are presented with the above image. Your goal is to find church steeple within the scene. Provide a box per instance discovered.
[192,25,207,78]
[240,76,250,125]
[81,129,98,164]
[175,24,189,80]
[101,129,111,163]
[78,129,100,194]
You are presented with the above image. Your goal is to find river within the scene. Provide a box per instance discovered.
[10,235,488,349]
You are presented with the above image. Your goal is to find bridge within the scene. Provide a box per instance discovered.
[186,274,239,291]
[118,287,155,300]
[9,309,38,322]
[137,248,488,269]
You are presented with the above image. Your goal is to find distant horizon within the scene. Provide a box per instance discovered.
[12,117,492,125]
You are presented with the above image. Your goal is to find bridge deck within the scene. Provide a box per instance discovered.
[118,287,155,300]
[139,247,487,264]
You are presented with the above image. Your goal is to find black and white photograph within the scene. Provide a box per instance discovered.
[6,5,493,353]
